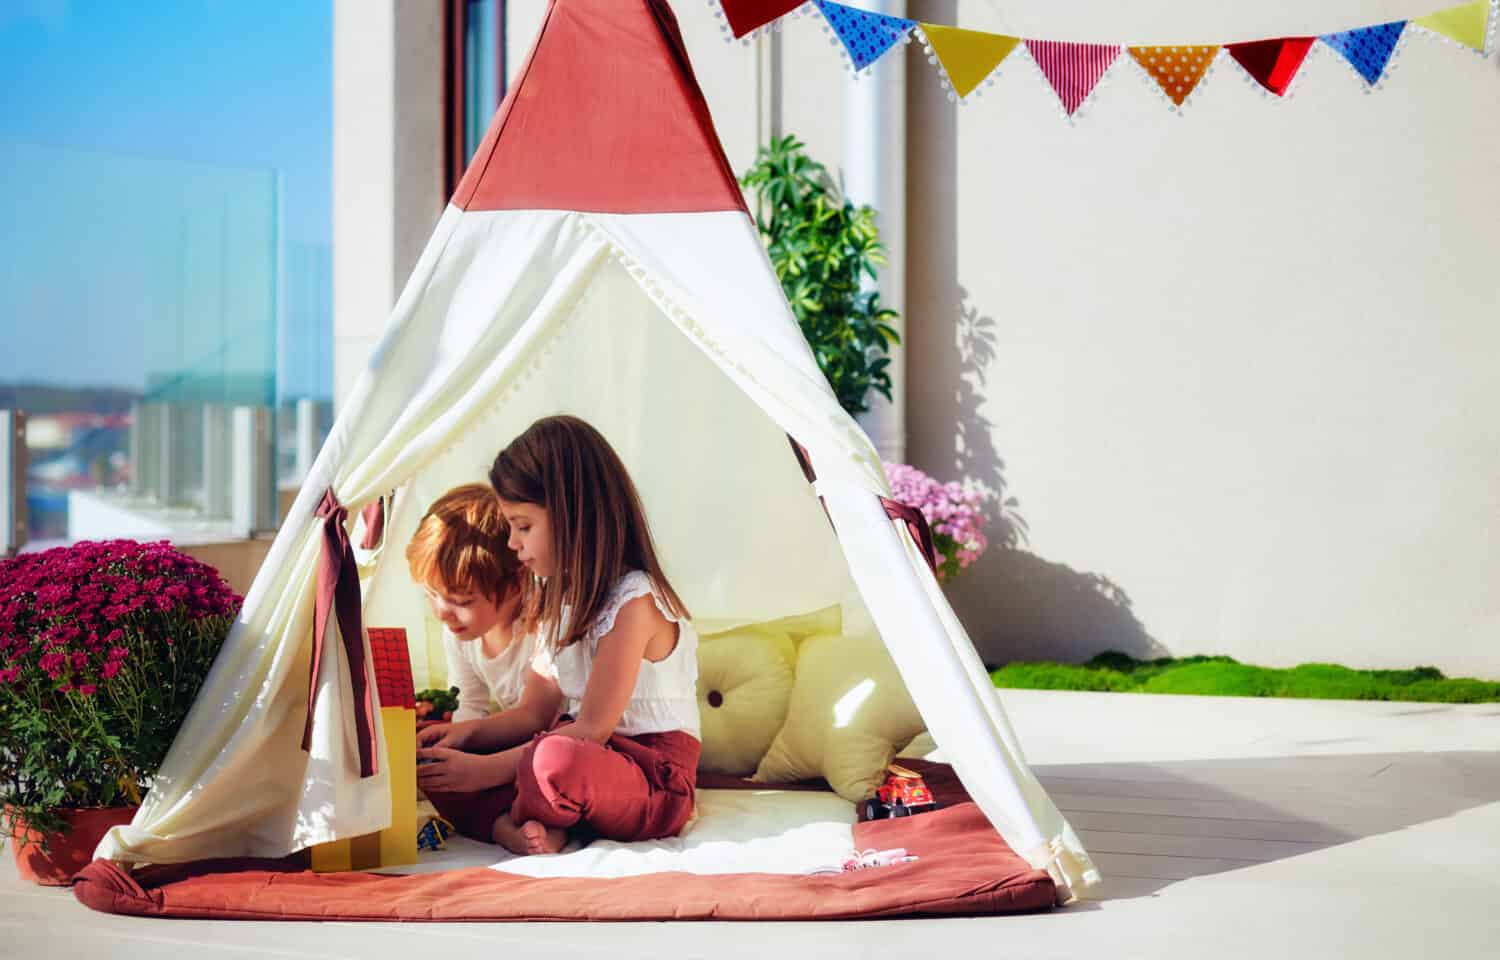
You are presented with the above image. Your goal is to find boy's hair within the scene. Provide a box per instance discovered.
[489,415,688,651]
[405,483,523,604]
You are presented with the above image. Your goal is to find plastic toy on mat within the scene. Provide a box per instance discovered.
[807,847,920,875]
[862,763,939,821]
[415,686,460,722]
[417,815,455,852]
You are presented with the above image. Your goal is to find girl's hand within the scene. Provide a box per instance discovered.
[416,748,498,793]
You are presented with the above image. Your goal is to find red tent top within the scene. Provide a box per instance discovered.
[453,0,749,215]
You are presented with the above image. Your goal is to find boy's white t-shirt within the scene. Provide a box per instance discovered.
[445,624,556,722]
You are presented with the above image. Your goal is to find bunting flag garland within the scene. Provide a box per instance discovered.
[1321,22,1406,86]
[712,0,1497,121]
[1225,37,1316,95]
[921,24,1020,99]
[1026,40,1121,115]
[716,0,806,39]
[815,0,916,71]
[1128,45,1219,106]
[1414,0,1492,50]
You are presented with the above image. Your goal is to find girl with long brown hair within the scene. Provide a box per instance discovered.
[417,416,700,855]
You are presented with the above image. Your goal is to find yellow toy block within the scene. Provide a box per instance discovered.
[311,705,417,872]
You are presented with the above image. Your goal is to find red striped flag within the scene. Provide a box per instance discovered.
[1025,39,1122,115]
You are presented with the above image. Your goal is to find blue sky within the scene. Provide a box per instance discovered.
[0,0,332,393]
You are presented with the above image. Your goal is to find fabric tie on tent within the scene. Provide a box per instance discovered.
[1321,22,1405,86]
[786,435,835,527]
[816,0,917,71]
[879,496,940,577]
[787,436,816,484]
[358,497,385,550]
[788,433,935,573]
[1025,40,1121,115]
[1414,0,1492,51]
[716,0,804,39]
[1225,37,1315,96]
[303,488,378,778]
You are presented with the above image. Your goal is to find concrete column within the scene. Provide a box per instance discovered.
[154,404,176,505]
[128,401,145,497]
[201,404,232,519]
[294,397,320,484]
[231,407,276,536]
[842,0,907,465]
[0,410,26,556]
[755,22,783,147]
[332,0,445,413]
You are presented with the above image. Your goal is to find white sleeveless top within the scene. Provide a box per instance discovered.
[552,571,701,740]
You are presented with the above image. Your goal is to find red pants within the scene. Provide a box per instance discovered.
[425,727,700,844]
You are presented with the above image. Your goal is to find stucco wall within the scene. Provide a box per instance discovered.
[903,1,1500,678]
[332,0,445,411]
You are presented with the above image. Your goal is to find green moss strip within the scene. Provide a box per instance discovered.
[990,653,1500,703]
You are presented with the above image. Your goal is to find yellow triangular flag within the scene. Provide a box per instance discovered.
[921,23,1021,98]
[1414,0,1491,51]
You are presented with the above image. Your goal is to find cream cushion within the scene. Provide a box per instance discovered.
[695,629,795,776]
[752,633,925,802]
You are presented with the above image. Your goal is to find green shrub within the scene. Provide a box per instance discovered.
[989,662,1133,693]
[740,135,900,415]
[993,651,1500,703]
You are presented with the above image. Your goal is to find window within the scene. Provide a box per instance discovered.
[447,0,507,195]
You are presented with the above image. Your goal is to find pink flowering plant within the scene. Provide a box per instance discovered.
[0,540,239,847]
[883,463,997,583]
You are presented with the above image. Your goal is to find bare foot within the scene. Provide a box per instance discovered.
[490,815,567,855]
[489,815,530,855]
[520,819,567,854]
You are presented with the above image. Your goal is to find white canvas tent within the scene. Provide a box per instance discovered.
[96,0,1098,899]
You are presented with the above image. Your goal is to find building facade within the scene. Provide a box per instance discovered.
[334,1,1500,678]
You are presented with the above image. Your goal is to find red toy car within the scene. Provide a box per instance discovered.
[863,764,939,821]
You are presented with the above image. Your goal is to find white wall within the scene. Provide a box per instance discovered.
[349,1,1500,679]
[332,0,445,411]
[903,1,1500,678]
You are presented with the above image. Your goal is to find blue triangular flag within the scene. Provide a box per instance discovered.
[815,0,916,70]
[1321,21,1406,86]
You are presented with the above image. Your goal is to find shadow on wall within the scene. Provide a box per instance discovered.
[949,547,1170,669]
[900,11,1166,668]
[951,289,1166,666]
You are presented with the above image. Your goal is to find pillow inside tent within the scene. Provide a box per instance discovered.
[753,632,925,801]
[694,628,794,776]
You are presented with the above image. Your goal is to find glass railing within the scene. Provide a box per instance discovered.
[1,140,331,549]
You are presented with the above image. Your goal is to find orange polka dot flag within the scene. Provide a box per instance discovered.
[1128,45,1220,106]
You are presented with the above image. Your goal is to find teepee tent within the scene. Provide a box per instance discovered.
[95,0,1098,899]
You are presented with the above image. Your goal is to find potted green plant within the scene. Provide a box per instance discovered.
[0,539,239,884]
[741,134,900,416]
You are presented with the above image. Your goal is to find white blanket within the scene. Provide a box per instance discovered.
[384,789,856,878]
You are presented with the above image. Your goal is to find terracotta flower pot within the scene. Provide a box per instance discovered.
[5,805,139,886]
